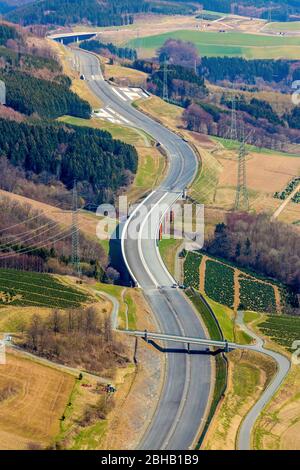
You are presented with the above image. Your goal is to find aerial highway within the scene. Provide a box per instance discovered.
[65,46,213,450]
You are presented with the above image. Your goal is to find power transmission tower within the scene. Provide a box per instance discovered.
[163,58,169,101]
[235,124,249,212]
[230,96,238,141]
[136,29,141,59]
[268,6,272,23]
[72,181,81,278]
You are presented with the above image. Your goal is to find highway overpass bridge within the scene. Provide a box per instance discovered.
[120,329,248,353]
[48,32,97,45]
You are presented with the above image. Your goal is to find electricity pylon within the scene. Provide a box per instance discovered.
[163,58,169,101]
[71,181,81,278]
[230,96,238,141]
[235,124,250,212]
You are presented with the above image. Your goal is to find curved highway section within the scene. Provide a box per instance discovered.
[62,46,212,450]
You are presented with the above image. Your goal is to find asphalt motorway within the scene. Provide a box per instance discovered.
[73,48,212,450]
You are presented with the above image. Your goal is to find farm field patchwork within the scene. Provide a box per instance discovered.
[183,252,295,313]
[0,269,90,308]
[128,30,300,59]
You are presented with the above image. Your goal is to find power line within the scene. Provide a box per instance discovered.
[230,95,238,141]
[71,182,81,278]
[0,221,59,250]
[163,58,169,101]
[0,227,73,260]
[0,208,53,234]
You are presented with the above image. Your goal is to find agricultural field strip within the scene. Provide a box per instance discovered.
[239,278,276,312]
[183,252,202,289]
[0,298,78,308]
[258,315,300,352]
[204,259,234,307]
[0,275,88,299]
[0,283,84,304]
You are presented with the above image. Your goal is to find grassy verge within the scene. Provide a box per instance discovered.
[186,288,228,448]
[159,238,182,277]
[203,295,251,345]
[203,349,276,450]
[189,147,222,204]
[242,311,300,450]
[58,115,150,147]
[213,136,300,158]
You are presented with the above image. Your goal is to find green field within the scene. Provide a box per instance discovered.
[129,30,300,59]
[212,136,300,158]
[264,21,300,32]
[0,269,90,308]
[58,115,151,147]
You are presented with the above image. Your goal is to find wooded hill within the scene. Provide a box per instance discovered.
[0,69,91,119]
[80,40,137,61]
[0,119,138,204]
[5,0,202,27]
[0,22,138,208]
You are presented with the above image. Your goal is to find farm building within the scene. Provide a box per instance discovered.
[0,80,6,105]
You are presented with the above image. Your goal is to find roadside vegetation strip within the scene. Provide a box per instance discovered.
[185,288,228,449]
[205,260,234,308]
[159,239,183,277]
[183,251,202,290]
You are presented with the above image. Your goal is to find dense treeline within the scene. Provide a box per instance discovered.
[0,69,91,118]
[5,0,201,26]
[0,119,138,204]
[0,45,62,74]
[0,23,18,45]
[205,213,300,301]
[4,0,300,26]
[183,98,300,150]
[6,0,147,27]
[222,95,282,126]
[200,57,291,88]
[80,40,137,61]
[199,0,300,20]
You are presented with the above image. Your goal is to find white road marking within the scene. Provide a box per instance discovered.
[111,86,128,101]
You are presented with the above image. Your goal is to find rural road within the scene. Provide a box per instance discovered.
[63,45,213,450]
[236,311,291,450]
[272,182,300,220]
